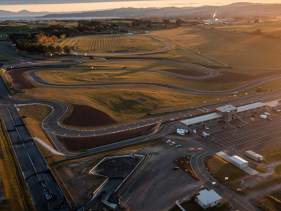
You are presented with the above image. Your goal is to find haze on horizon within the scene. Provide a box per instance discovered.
[0,0,279,13]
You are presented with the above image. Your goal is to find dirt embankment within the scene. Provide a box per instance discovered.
[105,57,163,60]
[204,71,281,83]
[63,105,117,128]
[8,65,71,89]
[58,124,155,151]
[162,69,208,77]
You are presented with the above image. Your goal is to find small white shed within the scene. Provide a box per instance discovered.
[229,155,248,169]
[195,189,222,209]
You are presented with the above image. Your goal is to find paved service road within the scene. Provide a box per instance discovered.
[190,149,259,211]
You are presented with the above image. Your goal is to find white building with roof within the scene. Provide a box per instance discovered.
[229,155,248,169]
[180,102,266,130]
[195,189,222,209]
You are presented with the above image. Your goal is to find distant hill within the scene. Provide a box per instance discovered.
[0,9,49,17]
[39,3,281,18]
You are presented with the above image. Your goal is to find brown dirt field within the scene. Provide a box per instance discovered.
[63,104,117,127]
[30,58,47,61]
[173,155,200,181]
[162,68,207,77]
[105,57,163,60]
[8,65,71,89]
[61,60,74,62]
[58,124,155,151]
[204,71,281,83]
[112,50,136,53]
[8,69,35,89]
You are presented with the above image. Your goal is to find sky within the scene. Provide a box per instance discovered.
[0,0,279,12]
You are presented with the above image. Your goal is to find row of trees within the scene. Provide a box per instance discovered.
[15,40,71,55]
[125,18,184,29]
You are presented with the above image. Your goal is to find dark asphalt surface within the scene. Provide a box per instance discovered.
[0,88,71,211]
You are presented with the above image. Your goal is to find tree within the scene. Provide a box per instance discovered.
[48,46,56,54]
[146,21,152,29]
[254,19,259,23]
[60,34,66,39]
[176,18,182,27]
[63,45,71,54]
[55,46,63,54]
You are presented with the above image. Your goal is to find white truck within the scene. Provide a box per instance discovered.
[177,128,188,136]
[260,114,267,119]
[245,150,263,161]
[200,131,210,137]
[264,112,271,116]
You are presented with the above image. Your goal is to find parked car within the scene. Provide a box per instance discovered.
[264,112,271,116]
[222,126,228,129]
[250,118,255,121]
[176,145,182,148]
[166,140,171,144]
[173,167,180,170]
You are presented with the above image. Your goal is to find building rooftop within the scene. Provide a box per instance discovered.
[216,105,237,113]
[230,155,248,165]
[196,189,222,205]
[180,112,223,126]
[237,102,265,113]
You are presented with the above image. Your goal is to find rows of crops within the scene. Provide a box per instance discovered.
[74,35,166,52]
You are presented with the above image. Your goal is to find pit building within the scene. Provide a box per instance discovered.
[180,102,266,130]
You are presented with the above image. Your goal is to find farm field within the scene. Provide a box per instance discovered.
[0,21,78,34]
[73,35,166,52]
[203,21,281,36]
[152,26,281,67]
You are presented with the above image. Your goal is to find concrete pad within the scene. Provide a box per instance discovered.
[242,166,259,175]
[216,151,231,161]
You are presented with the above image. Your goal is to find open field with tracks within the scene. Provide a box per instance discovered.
[152,26,281,67]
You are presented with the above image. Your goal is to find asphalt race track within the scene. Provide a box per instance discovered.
[0,104,71,211]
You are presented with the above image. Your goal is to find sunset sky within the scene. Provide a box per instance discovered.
[0,1,279,12]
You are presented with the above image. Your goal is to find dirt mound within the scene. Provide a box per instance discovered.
[63,105,117,127]
[204,71,281,83]
[59,124,155,151]
[162,69,207,77]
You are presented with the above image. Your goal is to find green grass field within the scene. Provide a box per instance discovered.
[0,49,19,62]
[74,35,166,52]
[0,21,78,35]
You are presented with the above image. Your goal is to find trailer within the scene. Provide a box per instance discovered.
[245,150,263,162]
[229,155,248,169]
